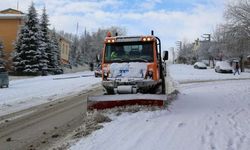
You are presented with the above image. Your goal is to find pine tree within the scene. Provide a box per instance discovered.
[50,29,61,70]
[39,7,50,71]
[13,2,41,74]
[12,32,24,72]
[0,40,5,66]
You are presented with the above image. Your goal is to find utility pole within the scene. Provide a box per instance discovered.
[202,33,213,67]
[173,49,175,64]
[16,0,19,10]
[75,22,79,36]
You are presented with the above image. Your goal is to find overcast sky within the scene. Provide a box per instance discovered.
[0,0,229,50]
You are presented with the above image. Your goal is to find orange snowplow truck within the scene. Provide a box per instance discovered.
[88,31,168,110]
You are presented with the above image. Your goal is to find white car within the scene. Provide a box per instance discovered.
[193,62,207,69]
[215,61,233,73]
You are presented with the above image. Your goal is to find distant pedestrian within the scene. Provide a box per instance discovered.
[89,62,94,71]
[233,62,240,75]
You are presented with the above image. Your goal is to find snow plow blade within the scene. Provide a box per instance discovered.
[87,94,167,110]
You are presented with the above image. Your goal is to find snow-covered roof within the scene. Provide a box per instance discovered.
[0,14,25,19]
[0,8,24,14]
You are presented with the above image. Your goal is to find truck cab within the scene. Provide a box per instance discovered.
[101,33,165,94]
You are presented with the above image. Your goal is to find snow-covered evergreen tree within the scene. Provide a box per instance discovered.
[39,7,50,71]
[50,29,61,69]
[0,40,5,66]
[12,31,24,72]
[13,2,41,74]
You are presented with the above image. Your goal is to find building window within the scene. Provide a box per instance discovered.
[66,45,68,55]
[62,44,64,54]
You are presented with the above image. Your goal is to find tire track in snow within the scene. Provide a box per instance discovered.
[201,110,228,150]
[182,80,250,150]
[223,86,249,150]
[70,79,250,150]
[205,116,218,150]
[199,114,217,150]
[227,108,247,150]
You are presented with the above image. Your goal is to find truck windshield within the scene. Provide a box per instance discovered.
[104,42,154,63]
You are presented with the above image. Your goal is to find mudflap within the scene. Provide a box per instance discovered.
[87,94,167,110]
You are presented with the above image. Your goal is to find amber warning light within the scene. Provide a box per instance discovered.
[106,38,116,43]
[142,37,153,42]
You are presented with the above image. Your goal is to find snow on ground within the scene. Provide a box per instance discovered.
[0,71,101,116]
[70,64,250,150]
[168,64,250,83]
[71,80,250,150]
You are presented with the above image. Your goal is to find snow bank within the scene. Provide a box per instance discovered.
[70,80,250,150]
[69,64,250,150]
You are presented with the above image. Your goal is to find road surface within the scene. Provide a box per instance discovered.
[0,86,103,150]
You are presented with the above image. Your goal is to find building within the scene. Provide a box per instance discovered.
[0,8,71,70]
[0,8,25,69]
[58,35,71,65]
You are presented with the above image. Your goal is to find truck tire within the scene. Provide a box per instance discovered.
[161,73,166,94]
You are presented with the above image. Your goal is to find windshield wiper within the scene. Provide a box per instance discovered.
[130,58,149,62]
[107,58,149,63]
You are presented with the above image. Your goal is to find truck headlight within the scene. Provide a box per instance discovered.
[104,72,108,77]
[103,69,109,80]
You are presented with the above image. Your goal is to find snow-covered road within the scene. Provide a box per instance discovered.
[1,64,250,150]
[71,80,250,150]
[70,64,250,150]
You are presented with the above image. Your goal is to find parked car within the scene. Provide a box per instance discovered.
[94,64,102,77]
[0,66,9,88]
[194,62,207,69]
[215,61,233,73]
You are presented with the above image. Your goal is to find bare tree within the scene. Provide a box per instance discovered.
[220,0,250,71]
[78,26,126,65]
[225,0,250,36]
[177,41,196,64]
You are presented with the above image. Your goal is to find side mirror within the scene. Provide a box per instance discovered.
[163,51,168,61]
